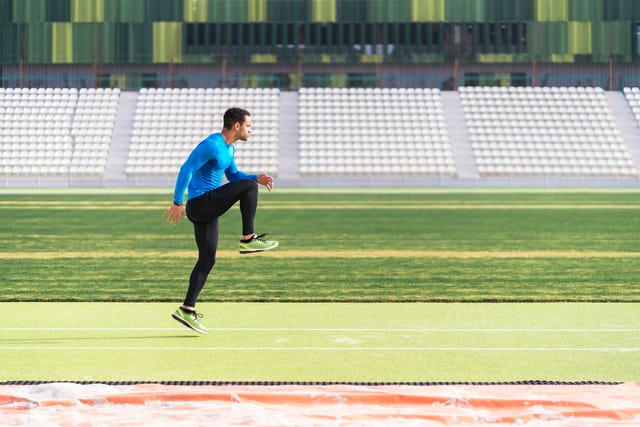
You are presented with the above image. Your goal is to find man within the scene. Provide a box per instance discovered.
[163,107,278,334]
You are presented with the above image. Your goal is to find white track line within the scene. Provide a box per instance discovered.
[0,327,639,332]
[0,346,638,352]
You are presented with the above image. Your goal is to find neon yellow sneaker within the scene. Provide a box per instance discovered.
[239,233,279,254]
[172,307,207,334]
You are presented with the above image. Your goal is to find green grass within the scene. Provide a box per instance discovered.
[2,190,640,302]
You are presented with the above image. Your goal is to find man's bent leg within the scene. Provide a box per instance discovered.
[187,179,258,234]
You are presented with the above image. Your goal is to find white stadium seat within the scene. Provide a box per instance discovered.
[0,87,119,176]
[2,85,640,181]
[461,86,637,178]
[298,87,456,176]
[126,88,280,176]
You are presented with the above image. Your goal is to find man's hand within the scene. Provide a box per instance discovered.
[163,203,186,226]
[257,174,274,192]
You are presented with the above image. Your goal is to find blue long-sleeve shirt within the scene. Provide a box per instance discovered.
[173,133,258,204]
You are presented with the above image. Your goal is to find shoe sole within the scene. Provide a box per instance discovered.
[172,313,207,334]
[239,241,279,254]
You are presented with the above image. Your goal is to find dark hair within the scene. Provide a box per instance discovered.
[223,107,250,129]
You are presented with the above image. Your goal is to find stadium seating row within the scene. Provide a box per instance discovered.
[298,87,455,176]
[460,86,637,177]
[2,86,640,179]
[126,87,280,176]
[0,88,119,176]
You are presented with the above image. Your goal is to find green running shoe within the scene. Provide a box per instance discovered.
[172,307,207,334]
[239,233,279,254]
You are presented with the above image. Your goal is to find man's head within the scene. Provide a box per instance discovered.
[223,107,251,142]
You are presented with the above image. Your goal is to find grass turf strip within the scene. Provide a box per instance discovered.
[2,192,640,302]
[2,256,640,302]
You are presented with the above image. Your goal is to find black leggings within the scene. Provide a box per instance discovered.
[183,179,258,307]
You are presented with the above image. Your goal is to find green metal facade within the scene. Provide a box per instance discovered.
[1,0,640,64]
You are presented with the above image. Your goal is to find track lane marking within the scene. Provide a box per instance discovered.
[0,346,638,352]
[1,327,639,332]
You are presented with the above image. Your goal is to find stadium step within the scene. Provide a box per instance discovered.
[277,91,300,181]
[105,91,137,180]
[442,91,479,179]
[606,91,640,174]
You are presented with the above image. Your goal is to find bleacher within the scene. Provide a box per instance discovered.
[298,87,456,176]
[0,87,119,176]
[71,88,119,175]
[126,87,279,176]
[2,86,640,186]
[623,87,640,130]
[462,86,637,177]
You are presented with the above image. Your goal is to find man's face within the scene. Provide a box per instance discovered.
[237,115,252,141]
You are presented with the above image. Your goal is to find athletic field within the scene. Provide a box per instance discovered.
[1,189,639,424]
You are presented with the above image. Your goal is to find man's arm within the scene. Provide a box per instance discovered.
[163,203,186,226]
[225,159,274,192]
[225,157,258,183]
[165,140,216,225]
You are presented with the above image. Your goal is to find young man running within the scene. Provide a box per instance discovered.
[163,107,278,334]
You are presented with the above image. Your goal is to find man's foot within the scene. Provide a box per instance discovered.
[239,233,279,254]
[172,307,207,334]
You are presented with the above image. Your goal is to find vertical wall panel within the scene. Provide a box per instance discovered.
[491,0,504,20]
[611,21,632,57]
[484,0,500,20]
[73,23,99,62]
[592,21,629,56]
[248,0,267,22]
[548,22,568,54]
[492,0,535,21]
[13,0,46,22]
[445,0,486,21]
[337,0,365,21]
[529,21,567,55]
[100,22,116,62]
[536,0,568,21]
[591,21,606,55]
[153,21,182,62]
[411,0,444,22]
[603,0,632,20]
[0,23,19,61]
[567,21,591,54]
[52,21,73,62]
[72,0,104,22]
[569,0,601,21]
[445,0,466,21]
[127,22,153,62]
[184,0,208,22]
[104,0,145,22]
[147,0,182,21]
[501,0,534,21]
[107,22,125,61]
[267,0,307,21]
[311,0,334,22]
[209,0,247,22]
[0,0,12,23]
[26,22,50,62]
[366,0,410,22]
[46,0,70,21]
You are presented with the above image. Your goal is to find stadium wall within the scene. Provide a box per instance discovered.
[3,0,640,90]
[4,62,640,91]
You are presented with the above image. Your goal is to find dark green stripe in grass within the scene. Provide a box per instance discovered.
[4,208,640,253]
[3,257,640,303]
